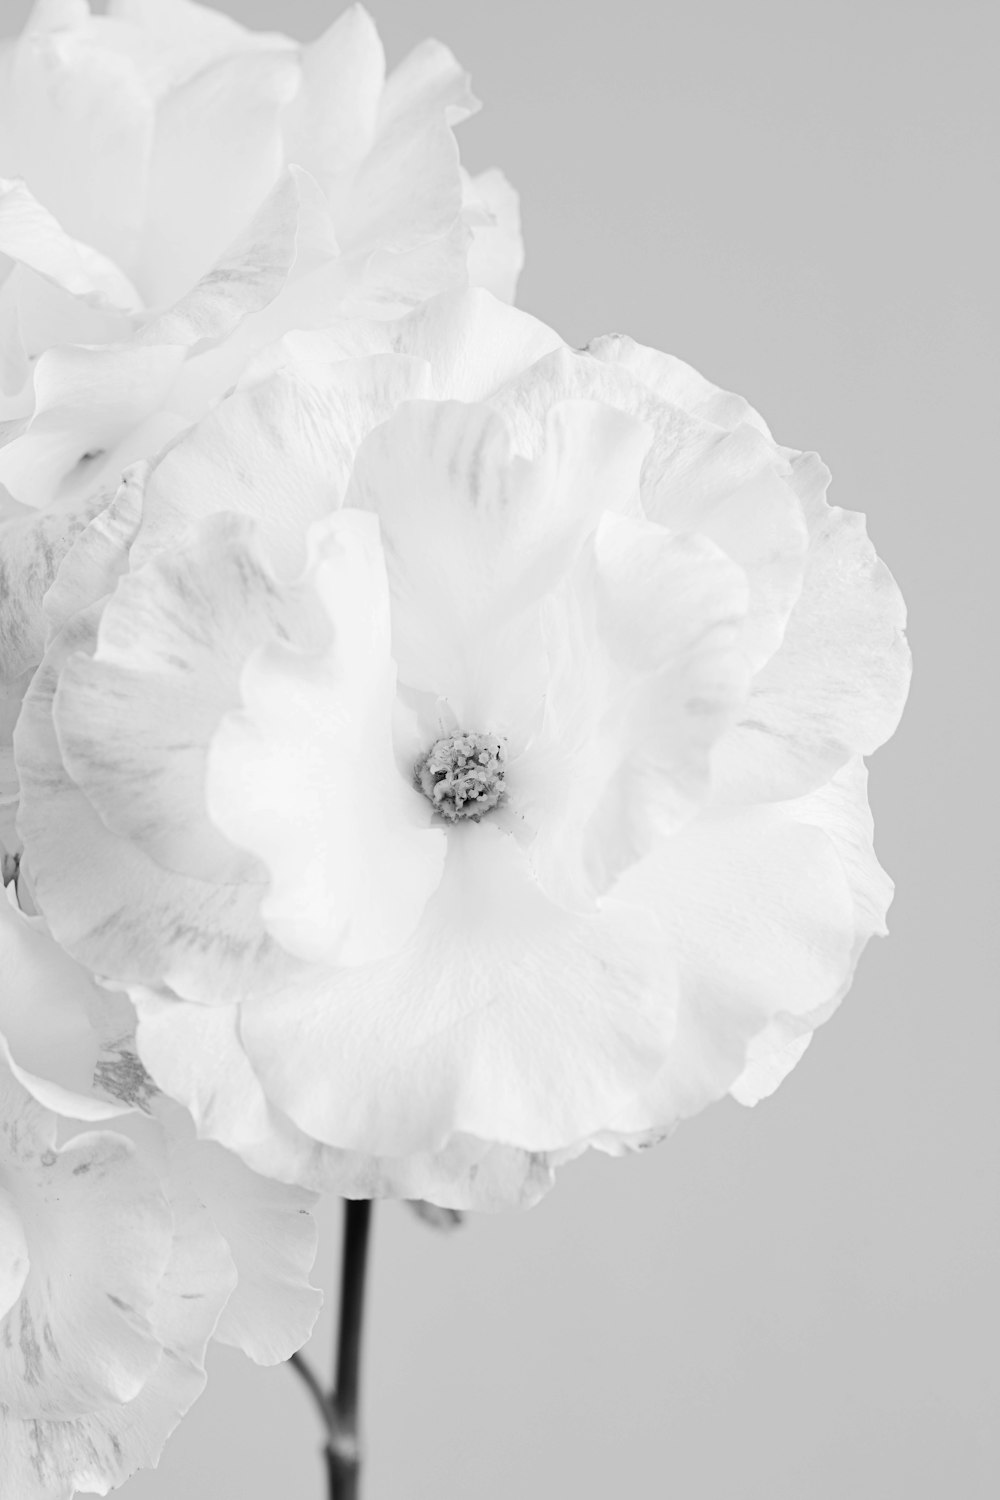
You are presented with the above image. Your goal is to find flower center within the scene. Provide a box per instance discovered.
[415,733,507,822]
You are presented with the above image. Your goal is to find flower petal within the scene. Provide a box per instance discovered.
[179,1136,320,1365]
[133,993,556,1211]
[0,1073,171,1421]
[463,167,524,302]
[607,803,858,1134]
[729,756,895,1104]
[0,888,127,1121]
[336,37,476,257]
[207,509,446,967]
[0,178,141,314]
[131,352,430,574]
[346,397,650,720]
[53,511,326,886]
[712,456,911,802]
[14,605,281,1002]
[0,341,183,508]
[135,48,299,306]
[282,4,385,187]
[240,822,679,1156]
[3,11,154,267]
[516,512,750,907]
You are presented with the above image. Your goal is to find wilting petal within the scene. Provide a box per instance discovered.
[208,510,446,967]
[239,823,678,1156]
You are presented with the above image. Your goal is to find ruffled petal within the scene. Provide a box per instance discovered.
[286,287,563,402]
[346,397,650,720]
[135,48,299,305]
[0,486,105,688]
[0,1072,171,1421]
[729,756,895,1104]
[492,345,809,671]
[336,37,476,258]
[239,822,679,1156]
[0,888,127,1121]
[132,352,430,574]
[0,178,141,315]
[179,1135,320,1365]
[282,5,385,188]
[14,605,281,1002]
[463,167,524,302]
[515,512,750,907]
[53,511,326,886]
[133,993,556,1211]
[207,510,446,968]
[0,1149,235,1500]
[0,341,183,507]
[712,455,911,802]
[3,8,154,266]
[606,803,858,1134]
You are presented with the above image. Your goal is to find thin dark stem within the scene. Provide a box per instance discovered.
[326,1199,373,1500]
[285,1200,375,1500]
[287,1351,330,1428]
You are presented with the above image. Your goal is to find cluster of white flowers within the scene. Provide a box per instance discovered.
[0,0,909,1493]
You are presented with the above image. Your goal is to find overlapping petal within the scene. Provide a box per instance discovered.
[0,882,320,1494]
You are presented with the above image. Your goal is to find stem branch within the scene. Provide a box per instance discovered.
[288,1200,374,1500]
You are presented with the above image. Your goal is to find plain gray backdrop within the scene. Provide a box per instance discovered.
[3,1,997,1497]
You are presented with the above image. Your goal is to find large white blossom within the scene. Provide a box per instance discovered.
[9,289,910,1209]
[0,882,321,1496]
[0,0,521,854]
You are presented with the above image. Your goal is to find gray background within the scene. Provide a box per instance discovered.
[4,1,997,1496]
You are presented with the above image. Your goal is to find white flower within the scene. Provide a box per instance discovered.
[0,0,521,859]
[12,290,910,1209]
[0,0,520,500]
[0,883,321,1496]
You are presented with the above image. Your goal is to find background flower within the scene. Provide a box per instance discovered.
[0,883,321,1496]
[11,289,909,1208]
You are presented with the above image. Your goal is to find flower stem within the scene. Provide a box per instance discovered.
[326,1198,373,1500]
[287,1200,375,1499]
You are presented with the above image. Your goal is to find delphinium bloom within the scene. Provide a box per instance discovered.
[10,289,910,1209]
[0,884,321,1497]
[0,0,520,857]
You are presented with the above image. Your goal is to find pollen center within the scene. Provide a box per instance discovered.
[415,733,507,822]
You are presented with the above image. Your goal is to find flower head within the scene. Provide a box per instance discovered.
[11,290,910,1209]
[0,881,321,1496]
